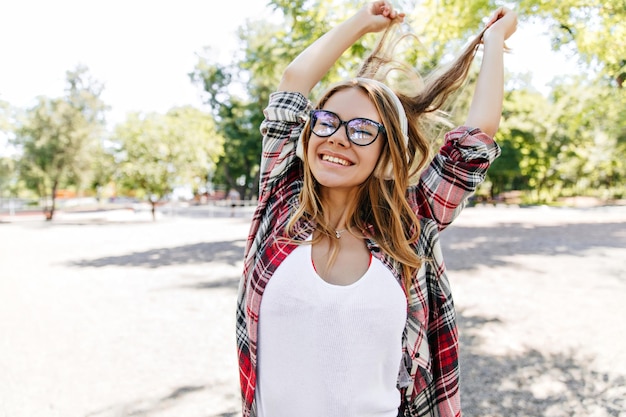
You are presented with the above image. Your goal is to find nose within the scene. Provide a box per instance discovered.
[327,122,350,147]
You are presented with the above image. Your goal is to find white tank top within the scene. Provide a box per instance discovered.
[256,239,407,417]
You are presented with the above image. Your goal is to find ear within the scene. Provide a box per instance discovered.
[381,162,394,180]
[374,159,394,180]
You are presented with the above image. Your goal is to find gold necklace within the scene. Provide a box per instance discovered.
[335,229,347,239]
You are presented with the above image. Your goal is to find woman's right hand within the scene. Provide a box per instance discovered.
[360,1,405,34]
[278,1,404,94]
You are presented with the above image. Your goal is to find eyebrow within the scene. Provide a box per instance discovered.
[319,109,382,123]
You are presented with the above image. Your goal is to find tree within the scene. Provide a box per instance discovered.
[191,0,526,199]
[192,0,625,203]
[518,0,626,87]
[405,0,495,72]
[89,144,117,201]
[0,157,16,201]
[488,88,543,197]
[0,100,16,200]
[190,0,375,200]
[189,54,264,200]
[493,75,626,203]
[12,66,106,220]
[113,106,223,220]
[549,77,626,198]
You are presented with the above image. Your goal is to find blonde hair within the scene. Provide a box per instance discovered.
[286,23,489,289]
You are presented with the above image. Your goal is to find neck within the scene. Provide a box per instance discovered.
[319,186,358,230]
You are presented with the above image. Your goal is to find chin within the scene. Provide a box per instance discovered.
[312,173,365,191]
[309,161,373,190]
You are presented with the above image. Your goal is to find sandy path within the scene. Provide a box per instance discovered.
[0,205,624,417]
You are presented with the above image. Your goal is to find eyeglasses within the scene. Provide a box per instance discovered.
[309,109,385,146]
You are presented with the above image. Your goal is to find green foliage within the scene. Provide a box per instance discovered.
[0,157,16,198]
[518,0,626,86]
[494,74,626,203]
[249,0,369,97]
[189,0,625,204]
[408,0,496,70]
[11,66,106,219]
[190,0,377,199]
[190,48,263,199]
[0,101,16,198]
[113,106,223,217]
[0,99,12,132]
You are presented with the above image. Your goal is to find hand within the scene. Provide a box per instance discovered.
[360,1,405,33]
[483,7,517,44]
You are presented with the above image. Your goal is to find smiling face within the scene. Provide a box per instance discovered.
[307,87,384,193]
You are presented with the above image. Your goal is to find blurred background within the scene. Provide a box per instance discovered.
[1,1,625,417]
[1,0,624,218]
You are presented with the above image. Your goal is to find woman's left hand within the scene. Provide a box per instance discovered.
[483,7,517,44]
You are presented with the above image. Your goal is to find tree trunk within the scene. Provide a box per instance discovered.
[251,171,260,200]
[150,201,157,221]
[45,180,59,221]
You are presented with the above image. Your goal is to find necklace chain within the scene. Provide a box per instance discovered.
[335,229,347,239]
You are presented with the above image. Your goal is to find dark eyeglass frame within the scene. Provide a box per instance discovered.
[309,109,386,146]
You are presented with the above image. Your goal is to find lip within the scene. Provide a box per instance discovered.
[318,151,354,167]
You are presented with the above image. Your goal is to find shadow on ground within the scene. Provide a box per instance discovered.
[442,221,626,272]
[85,384,208,417]
[67,219,626,417]
[67,221,626,273]
[459,311,626,417]
[180,276,241,291]
[69,240,247,269]
[83,311,626,417]
[84,382,242,417]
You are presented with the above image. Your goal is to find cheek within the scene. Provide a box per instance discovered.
[365,143,385,168]
[306,135,320,158]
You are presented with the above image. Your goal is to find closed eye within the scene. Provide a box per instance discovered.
[350,129,374,138]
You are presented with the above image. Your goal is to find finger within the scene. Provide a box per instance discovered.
[486,7,505,27]
[370,1,388,16]
[387,4,402,19]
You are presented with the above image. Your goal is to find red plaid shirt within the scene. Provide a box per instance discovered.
[236,91,500,417]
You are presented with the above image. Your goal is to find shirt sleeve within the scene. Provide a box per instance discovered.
[409,126,501,230]
[258,91,312,198]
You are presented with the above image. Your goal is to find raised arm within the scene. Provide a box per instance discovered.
[465,7,518,137]
[278,1,404,95]
[411,8,517,229]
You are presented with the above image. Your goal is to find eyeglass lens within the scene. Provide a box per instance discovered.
[311,110,382,146]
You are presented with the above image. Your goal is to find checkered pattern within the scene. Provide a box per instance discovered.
[236,91,500,417]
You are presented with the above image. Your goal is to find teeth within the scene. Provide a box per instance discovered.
[322,155,350,166]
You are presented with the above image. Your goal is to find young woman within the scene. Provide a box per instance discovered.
[236,2,517,416]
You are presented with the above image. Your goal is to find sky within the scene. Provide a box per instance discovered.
[0,0,576,133]
[0,0,272,127]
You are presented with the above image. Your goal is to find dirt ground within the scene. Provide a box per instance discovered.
[0,204,624,417]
